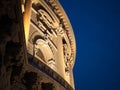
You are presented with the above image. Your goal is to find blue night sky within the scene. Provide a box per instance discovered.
[60,0,120,90]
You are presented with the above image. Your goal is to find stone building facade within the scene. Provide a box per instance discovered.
[0,0,76,90]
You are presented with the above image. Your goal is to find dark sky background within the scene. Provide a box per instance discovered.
[60,0,120,90]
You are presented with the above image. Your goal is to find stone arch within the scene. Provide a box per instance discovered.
[32,36,55,69]
[35,39,54,63]
[32,35,44,44]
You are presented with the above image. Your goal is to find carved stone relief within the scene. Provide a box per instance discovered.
[37,9,65,37]
[29,1,73,75]
[63,41,71,75]
[0,0,75,89]
[34,38,55,67]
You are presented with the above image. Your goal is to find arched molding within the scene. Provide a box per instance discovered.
[33,38,56,69]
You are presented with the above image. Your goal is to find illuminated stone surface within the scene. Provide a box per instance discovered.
[0,0,76,90]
